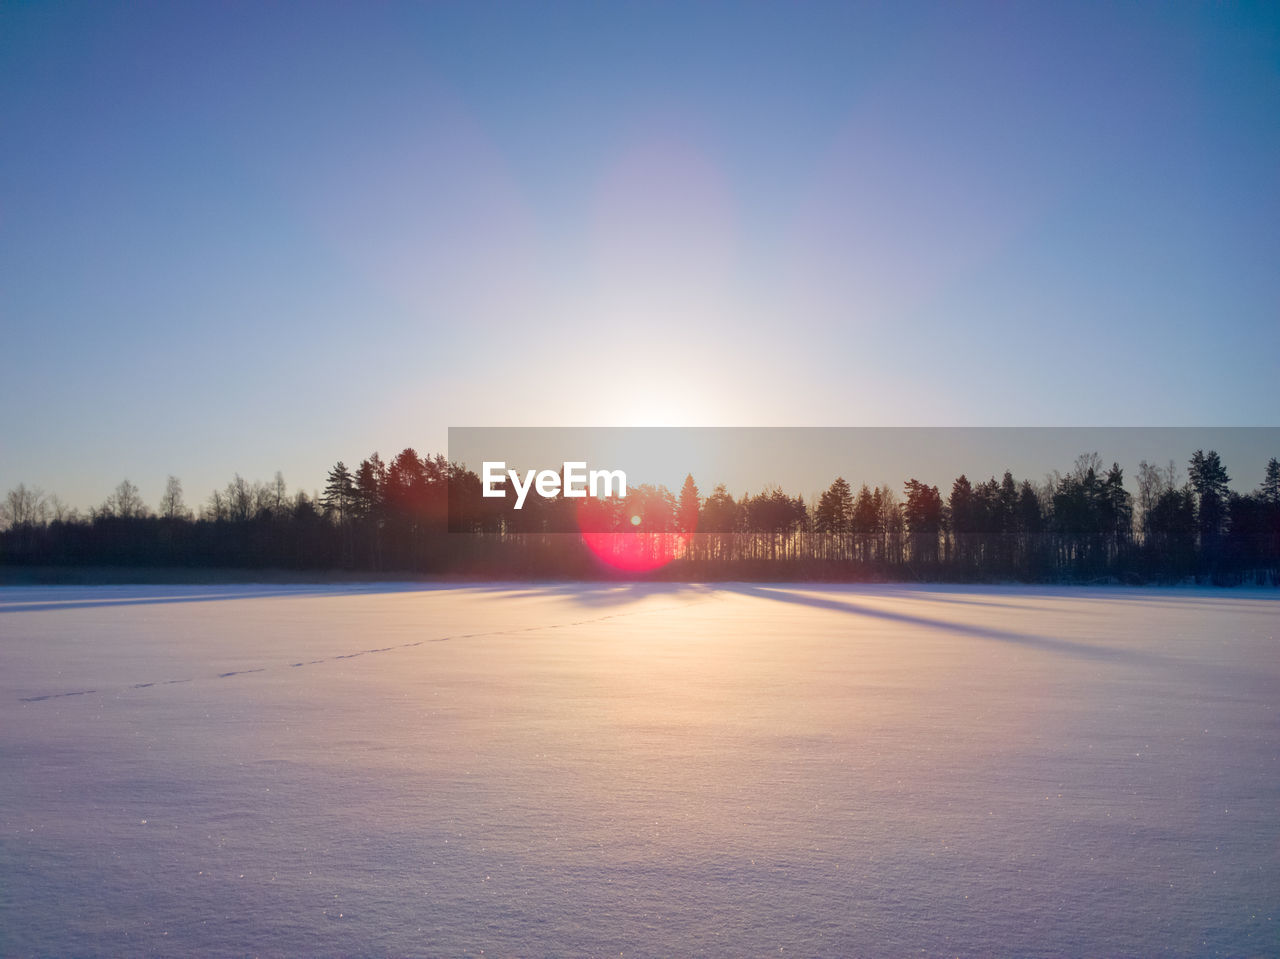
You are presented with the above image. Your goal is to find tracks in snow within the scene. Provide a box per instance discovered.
[17,595,719,704]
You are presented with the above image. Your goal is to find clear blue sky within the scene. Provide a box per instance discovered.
[3,2,1277,511]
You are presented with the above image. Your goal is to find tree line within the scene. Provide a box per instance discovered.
[2,448,1278,584]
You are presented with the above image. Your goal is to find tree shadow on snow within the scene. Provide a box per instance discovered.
[726,584,1167,666]
[461,581,716,608]
[0,582,445,615]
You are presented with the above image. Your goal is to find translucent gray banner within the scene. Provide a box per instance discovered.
[447,426,1279,535]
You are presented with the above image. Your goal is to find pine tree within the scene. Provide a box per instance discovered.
[1189,449,1230,542]
[353,458,384,521]
[815,477,853,539]
[322,462,355,522]
[903,479,943,565]
[677,474,701,536]
[1260,457,1280,506]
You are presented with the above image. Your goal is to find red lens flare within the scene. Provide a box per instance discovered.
[576,494,694,573]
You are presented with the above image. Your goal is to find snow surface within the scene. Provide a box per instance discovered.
[1,583,1276,957]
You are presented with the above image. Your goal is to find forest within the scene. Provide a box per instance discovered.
[2,448,1278,585]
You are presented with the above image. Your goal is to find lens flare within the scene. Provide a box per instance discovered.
[577,496,693,573]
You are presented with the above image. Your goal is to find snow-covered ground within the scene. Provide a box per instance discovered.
[1,583,1276,957]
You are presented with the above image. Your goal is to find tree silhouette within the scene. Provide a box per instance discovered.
[160,476,189,520]
[1144,486,1198,580]
[3,445,1277,583]
[323,463,355,521]
[1259,458,1280,506]
[948,475,976,572]
[1,483,47,529]
[100,479,148,520]
[677,474,700,559]
[903,478,943,566]
[1189,449,1230,576]
[815,477,853,559]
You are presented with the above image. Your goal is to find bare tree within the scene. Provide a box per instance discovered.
[1,484,48,529]
[100,479,148,519]
[272,471,289,515]
[1072,451,1103,482]
[159,475,190,520]
[226,474,253,522]
[46,493,77,524]
[1135,459,1177,535]
[205,488,228,522]
[252,479,275,517]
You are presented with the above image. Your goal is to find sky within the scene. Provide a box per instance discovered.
[2,2,1278,511]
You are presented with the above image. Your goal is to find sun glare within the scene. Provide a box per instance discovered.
[576,497,693,573]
